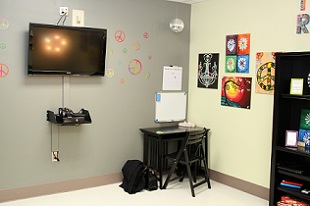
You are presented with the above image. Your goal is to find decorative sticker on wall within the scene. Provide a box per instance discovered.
[225,33,250,73]
[108,49,114,55]
[255,52,276,95]
[115,30,126,42]
[297,14,309,34]
[120,78,125,84]
[221,76,252,109]
[0,63,9,77]
[144,71,150,79]
[106,68,115,78]
[300,0,306,11]
[197,53,219,89]
[128,59,142,75]
[0,42,6,49]
[132,42,140,51]
[148,55,152,60]
[0,19,9,30]
[122,48,128,54]
[143,32,149,39]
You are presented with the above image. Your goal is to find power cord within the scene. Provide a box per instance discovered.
[57,14,67,25]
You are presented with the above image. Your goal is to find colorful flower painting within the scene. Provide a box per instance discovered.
[221,76,252,109]
[225,33,251,73]
[237,33,250,55]
[237,55,249,73]
[225,56,237,73]
[298,109,310,147]
[226,35,237,55]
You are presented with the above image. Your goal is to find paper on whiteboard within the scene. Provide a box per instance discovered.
[162,66,182,90]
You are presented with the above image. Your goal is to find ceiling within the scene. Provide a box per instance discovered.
[166,0,208,4]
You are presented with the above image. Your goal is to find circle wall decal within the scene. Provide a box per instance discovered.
[128,59,142,75]
[114,30,126,42]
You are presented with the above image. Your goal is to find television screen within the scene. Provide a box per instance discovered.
[28,23,107,76]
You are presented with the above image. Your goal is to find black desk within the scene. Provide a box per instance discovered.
[140,126,210,189]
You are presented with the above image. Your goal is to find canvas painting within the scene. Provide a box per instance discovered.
[237,55,249,73]
[255,52,276,95]
[197,53,219,89]
[225,56,237,73]
[298,109,310,146]
[225,33,250,74]
[221,76,252,109]
[226,35,238,55]
[237,33,250,55]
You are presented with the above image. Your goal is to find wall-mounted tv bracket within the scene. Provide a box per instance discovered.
[47,108,92,162]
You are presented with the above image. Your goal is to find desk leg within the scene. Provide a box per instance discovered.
[158,138,163,189]
[143,134,149,164]
[205,130,211,188]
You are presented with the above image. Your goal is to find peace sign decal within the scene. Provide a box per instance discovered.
[0,19,9,30]
[115,30,126,43]
[0,63,9,78]
[256,62,275,91]
[128,59,142,75]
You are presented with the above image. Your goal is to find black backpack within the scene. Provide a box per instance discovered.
[120,160,146,194]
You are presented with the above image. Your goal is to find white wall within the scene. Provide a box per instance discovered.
[188,0,310,188]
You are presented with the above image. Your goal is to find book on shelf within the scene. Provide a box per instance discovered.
[277,164,304,175]
[277,201,308,206]
[282,180,303,187]
[280,182,302,189]
[277,196,308,206]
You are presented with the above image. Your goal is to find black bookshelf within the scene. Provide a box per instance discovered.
[269,52,310,205]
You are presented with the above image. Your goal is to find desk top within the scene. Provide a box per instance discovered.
[140,126,205,135]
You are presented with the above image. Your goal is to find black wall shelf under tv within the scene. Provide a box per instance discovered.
[47,108,92,126]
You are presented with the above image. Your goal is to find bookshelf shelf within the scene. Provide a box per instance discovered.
[277,187,310,201]
[278,169,310,182]
[269,52,310,206]
[276,146,310,157]
[281,93,310,101]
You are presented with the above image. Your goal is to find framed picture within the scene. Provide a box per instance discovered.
[290,78,304,95]
[285,130,298,147]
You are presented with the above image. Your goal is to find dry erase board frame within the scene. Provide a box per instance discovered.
[155,92,187,122]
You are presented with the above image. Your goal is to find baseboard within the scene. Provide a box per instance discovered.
[0,173,123,203]
[209,169,269,201]
[1,170,270,203]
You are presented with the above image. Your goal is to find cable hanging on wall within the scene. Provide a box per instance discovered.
[57,14,67,25]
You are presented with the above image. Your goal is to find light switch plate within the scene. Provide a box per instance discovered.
[72,10,85,26]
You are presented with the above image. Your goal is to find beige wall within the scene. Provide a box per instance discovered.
[188,0,310,188]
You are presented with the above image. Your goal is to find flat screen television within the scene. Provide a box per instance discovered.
[28,23,107,76]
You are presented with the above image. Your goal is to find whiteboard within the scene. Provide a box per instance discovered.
[155,92,187,122]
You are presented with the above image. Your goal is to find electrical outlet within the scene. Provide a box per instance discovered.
[52,151,60,162]
[59,7,69,16]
